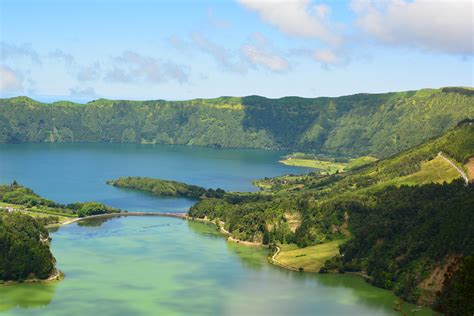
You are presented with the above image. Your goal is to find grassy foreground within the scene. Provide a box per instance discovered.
[273,240,344,272]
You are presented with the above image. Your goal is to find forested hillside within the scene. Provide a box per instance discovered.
[0,212,56,282]
[1,87,473,157]
[186,121,474,313]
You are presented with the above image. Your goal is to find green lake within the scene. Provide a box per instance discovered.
[0,143,435,315]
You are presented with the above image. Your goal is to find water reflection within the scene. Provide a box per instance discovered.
[0,282,57,313]
[187,219,437,316]
[77,216,115,227]
[225,242,267,271]
[1,217,438,315]
[186,219,222,239]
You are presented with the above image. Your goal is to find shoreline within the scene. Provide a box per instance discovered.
[269,245,305,272]
[48,213,381,294]
[0,269,64,286]
[185,216,263,247]
[10,211,423,312]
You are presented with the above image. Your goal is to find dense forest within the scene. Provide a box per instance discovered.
[186,122,474,313]
[1,87,473,157]
[107,177,225,199]
[0,211,56,282]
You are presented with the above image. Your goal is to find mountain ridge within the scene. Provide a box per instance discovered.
[1,87,473,158]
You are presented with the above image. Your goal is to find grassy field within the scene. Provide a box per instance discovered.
[280,155,377,174]
[274,239,344,272]
[346,156,378,170]
[0,202,22,209]
[390,155,461,186]
[280,158,346,174]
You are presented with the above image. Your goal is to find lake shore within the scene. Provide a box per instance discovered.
[0,269,64,286]
[185,215,263,247]
[52,212,375,282]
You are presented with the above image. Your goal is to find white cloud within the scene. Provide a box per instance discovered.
[106,51,189,83]
[314,4,330,19]
[241,33,289,72]
[69,86,98,98]
[207,7,231,29]
[167,35,190,54]
[0,42,41,64]
[352,0,474,55]
[237,0,342,45]
[48,49,75,65]
[77,62,101,82]
[313,49,339,65]
[242,45,289,71]
[0,66,23,92]
[191,33,246,73]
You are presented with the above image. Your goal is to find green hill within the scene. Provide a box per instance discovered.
[186,122,474,313]
[1,87,473,157]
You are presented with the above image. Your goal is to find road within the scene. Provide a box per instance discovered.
[438,152,469,185]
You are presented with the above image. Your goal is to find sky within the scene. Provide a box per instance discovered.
[0,0,473,102]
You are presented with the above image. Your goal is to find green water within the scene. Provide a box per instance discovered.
[0,217,433,315]
[0,143,435,315]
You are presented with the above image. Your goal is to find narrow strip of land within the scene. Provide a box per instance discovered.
[55,212,187,227]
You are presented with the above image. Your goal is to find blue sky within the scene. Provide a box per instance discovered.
[0,0,472,102]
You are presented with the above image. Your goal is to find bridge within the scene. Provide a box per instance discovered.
[62,212,188,226]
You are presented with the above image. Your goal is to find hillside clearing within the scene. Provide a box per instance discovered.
[273,240,344,272]
[279,155,377,174]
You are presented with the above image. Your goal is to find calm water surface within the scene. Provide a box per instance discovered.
[0,143,309,212]
[0,143,434,315]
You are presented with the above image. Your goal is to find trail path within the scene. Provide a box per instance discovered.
[438,152,468,185]
[270,246,302,272]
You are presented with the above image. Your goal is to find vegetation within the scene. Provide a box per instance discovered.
[0,183,120,221]
[332,181,474,307]
[107,177,225,199]
[1,88,473,157]
[0,182,123,282]
[280,153,376,174]
[383,155,461,186]
[0,211,56,282]
[273,240,344,272]
[2,89,472,310]
[434,254,474,315]
[185,122,474,312]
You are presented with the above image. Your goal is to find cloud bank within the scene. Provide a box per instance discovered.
[238,0,342,45]
[351,0,473,55]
